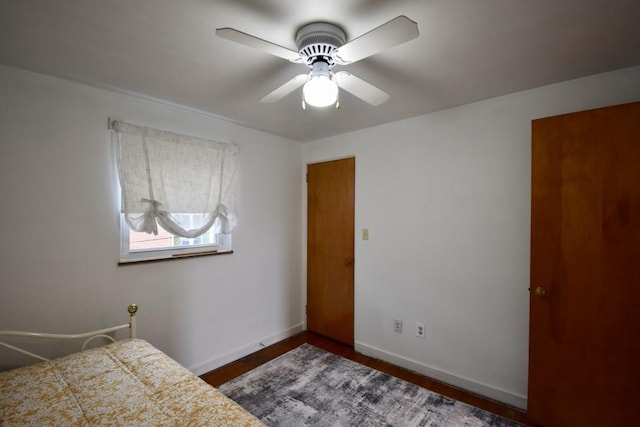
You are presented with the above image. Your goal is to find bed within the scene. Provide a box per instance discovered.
[0,305,264,426]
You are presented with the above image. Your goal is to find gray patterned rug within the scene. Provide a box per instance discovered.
[218,344,524,426]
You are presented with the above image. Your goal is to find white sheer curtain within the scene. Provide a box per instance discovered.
[112,120,238,238]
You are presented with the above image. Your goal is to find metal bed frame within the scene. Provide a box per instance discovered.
[0,304,138,362]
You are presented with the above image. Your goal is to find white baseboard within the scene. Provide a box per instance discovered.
[354,341,527,410]
[189,323,304,376]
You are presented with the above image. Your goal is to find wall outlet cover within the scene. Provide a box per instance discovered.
[394,319,402,333]
[416,321,425,338]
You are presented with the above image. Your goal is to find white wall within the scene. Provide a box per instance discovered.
[0,65,303,374]
[302,66,640,408]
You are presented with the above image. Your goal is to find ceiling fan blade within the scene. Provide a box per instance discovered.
[260,74,308,103]
[335,71,389,106]
[216,27,302,63]
[333,15,419,64]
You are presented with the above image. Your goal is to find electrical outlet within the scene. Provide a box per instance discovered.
[394,319,403,333]
[416,322,425,338]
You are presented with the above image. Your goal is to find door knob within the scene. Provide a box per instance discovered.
[534,286,546,297]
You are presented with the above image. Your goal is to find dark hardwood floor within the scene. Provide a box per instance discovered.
[201,331,530,425]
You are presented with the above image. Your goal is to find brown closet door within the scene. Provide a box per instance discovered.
[307,157,355,345]
[528,102,640,426]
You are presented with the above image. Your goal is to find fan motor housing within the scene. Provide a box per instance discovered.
[295,22,346,67]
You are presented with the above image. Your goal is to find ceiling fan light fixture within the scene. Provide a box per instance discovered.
[303,61,338,107]
[217,16,419,108]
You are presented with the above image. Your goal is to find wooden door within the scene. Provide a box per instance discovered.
[307,157,355,345]
[528,102,640,426]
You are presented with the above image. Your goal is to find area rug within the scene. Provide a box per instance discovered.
[218,344,523,426]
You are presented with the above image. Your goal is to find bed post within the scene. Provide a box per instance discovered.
[128,304,138,339]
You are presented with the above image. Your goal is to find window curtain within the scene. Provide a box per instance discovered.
[112,120,238,238]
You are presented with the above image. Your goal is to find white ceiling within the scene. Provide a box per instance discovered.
[1,0,639,142]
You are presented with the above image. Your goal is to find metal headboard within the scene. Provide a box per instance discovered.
[0,304,138,362]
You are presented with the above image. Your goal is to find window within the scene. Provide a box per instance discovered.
[119,214,232,262]
[112,120,237,263]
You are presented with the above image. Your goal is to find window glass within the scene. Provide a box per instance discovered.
[120,214,231,263]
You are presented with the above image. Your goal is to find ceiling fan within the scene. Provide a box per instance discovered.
[216,16,419,108]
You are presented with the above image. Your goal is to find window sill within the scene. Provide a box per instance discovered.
[118,250,233,265]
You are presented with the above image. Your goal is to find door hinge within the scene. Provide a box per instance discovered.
[305,304,307,314]
[306,173,308,183]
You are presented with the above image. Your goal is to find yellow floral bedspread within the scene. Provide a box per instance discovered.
[0,339,264,426]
